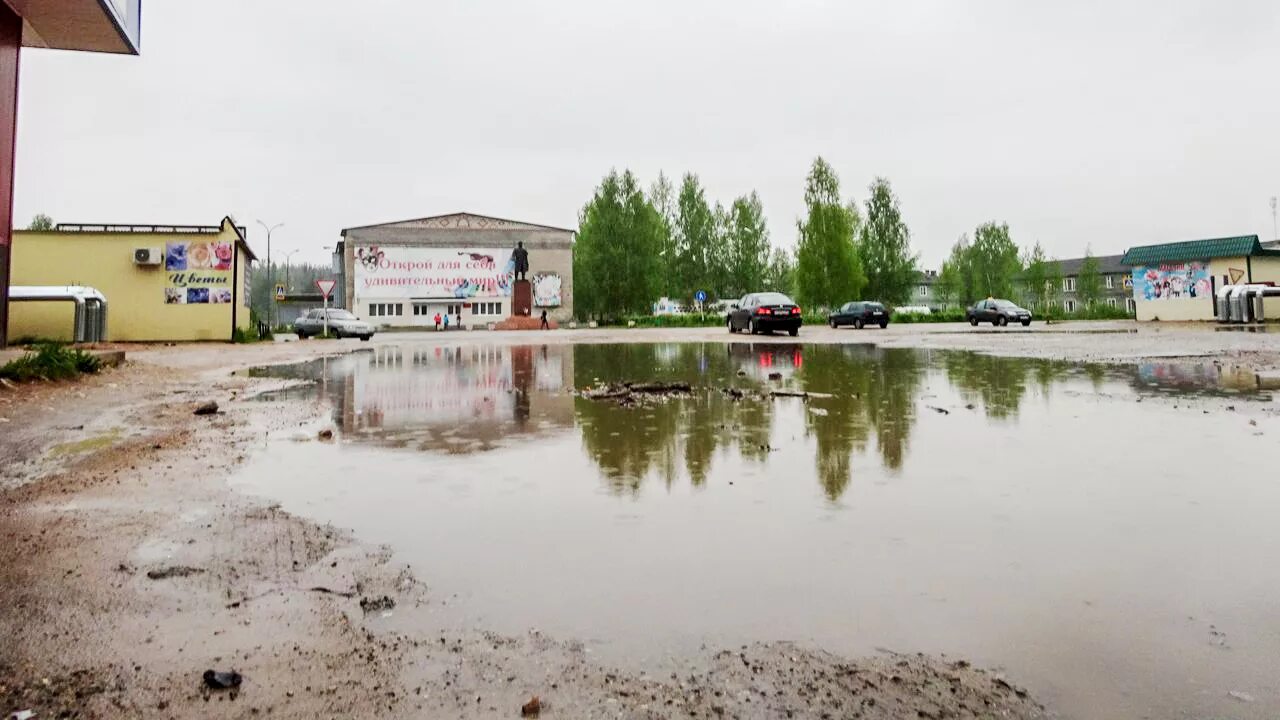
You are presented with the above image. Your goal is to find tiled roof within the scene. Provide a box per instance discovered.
[1120,235,1267,266]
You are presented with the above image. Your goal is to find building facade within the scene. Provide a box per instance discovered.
[9,217,256,342]
[337,213,574,329]
[1120,235,1280,321]
[1055,253,1134,314]
[1,0,142,346]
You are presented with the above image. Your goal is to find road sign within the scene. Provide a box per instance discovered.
[274,284,286,301]
[694,290,707,303]
[315,279,336,299]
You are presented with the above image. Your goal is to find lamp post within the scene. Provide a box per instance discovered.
[283,249,300,291]
[256,220,283,327]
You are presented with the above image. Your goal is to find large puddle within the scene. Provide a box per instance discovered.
[233,342,1280,719]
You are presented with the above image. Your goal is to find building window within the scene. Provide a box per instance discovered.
[917,285,929,296]
[446,303,462,316]
[369,303,403,317]
[1107,297,1117,308]
[413,304,430,316]
[1064,299,1077,313]
[470,301,502,316]
[1105,275,1114,289]
[1063,277,1076,292]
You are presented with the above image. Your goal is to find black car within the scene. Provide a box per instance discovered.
[828,301,889,329]
[966,298,1032,327]
[727,292,802,336]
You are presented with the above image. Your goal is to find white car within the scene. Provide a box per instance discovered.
[294,309,375,340]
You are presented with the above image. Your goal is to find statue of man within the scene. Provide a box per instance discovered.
[511,241,530,281]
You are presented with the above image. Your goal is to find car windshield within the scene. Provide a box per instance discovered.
[755,293,793,305]
[992,300,1019,309]
[866,303,885,311]
[327,310,357,320]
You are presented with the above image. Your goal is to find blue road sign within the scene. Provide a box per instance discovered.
[695,290,707,303]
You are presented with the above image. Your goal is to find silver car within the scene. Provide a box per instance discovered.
[293,308,375,340]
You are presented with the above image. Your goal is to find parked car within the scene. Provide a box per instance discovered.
[828,301,889,329]
[966,298,1032,327]
[727,292,802,336]
[294,308,376,340]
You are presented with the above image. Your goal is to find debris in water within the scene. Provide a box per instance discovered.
[521,695,542,716]
[203,669,243,689]
[193,401,219,415]
[767,372,783,380]
[927,406,950,415]
[1228,690,1255,703]
[809,407,829,416]
[146,566,205,580]
[10,711,35,720]
[317,428,335,440]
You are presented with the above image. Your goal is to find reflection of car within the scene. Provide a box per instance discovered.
[294,309,376,340]
[966,299,1032,327]
[726,342,803,380]
[727,292,802,336]
[828,301,889,329]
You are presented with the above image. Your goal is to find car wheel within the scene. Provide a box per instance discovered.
[749,319,758,335]
[728,318,736,333]
[996,316,1007,327]
[360,335,372,341]
[855,319,864,329]
[296,331,307,339]
[879,321,888,329]
[1021,319,1031,327]
[829,318,836,328]
[788,328,799,337]
[969,317,978,326]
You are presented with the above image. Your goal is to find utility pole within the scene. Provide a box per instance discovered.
[256,220,284,327]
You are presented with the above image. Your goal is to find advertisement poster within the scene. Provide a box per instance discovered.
[354,245,514,299]
[164,241,234,304]
[1132,262,1210,301]
[533,272,562,307]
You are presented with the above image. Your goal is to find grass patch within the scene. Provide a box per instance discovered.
[0,343,104,382]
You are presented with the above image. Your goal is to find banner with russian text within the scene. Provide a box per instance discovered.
[353,245,514,299]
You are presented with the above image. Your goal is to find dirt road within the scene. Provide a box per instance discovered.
[1,322,1269,718]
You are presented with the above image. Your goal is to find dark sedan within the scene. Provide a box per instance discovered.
[828,301,889,329]
[966,298,1032,327]
[727,292,802,336]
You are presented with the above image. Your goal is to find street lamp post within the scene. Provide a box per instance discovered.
[283,249,300,291]
[256,220,284,327]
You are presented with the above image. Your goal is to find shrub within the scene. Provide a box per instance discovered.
[0,343,103,382]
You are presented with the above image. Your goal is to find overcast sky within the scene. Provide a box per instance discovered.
[14,0,1280,267]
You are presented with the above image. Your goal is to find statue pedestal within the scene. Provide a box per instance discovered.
[512,279,532,317]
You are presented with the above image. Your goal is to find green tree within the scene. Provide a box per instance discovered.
[1045,260,1064,314]
[1020,242,1055,313]
[762,247,795,296]
[28,213,54,231]
[1076,248,1103,308]
[795,157,864,309]
[857,177,917,304]
[938,236,977,306]
[968,222,1021,299]
[574,169,665,320]
[722,192,771,298]
[648,172,678,295]
[673,174,718,301]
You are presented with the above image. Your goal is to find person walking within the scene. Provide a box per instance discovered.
[433,312,441,331]
[456,312,462,330]
[540,309,550,330]
[443,313,450,331]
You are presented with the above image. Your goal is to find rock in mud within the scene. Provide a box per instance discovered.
[318,428,335,440]
[360,595,395,614]
[146,565,205,580]
[202,669,243,689]
[520,695,541,716]
[193,401,219,416]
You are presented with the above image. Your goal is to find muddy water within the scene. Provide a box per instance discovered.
[234,342,1280,719]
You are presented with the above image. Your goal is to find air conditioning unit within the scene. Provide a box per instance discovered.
[133,247,162,266]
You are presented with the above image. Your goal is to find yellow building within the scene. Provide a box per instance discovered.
[8,217,256,342]
[1121,235,1280,321]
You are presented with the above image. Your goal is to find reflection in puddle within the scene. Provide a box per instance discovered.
[239,343,1279,719]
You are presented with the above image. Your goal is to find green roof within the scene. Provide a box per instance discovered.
[1120,235,1270,266]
